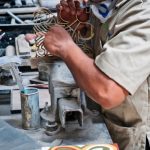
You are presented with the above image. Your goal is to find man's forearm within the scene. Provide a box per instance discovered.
[62,44,128,109]
[60,43,128,109]
[43,24,128,109]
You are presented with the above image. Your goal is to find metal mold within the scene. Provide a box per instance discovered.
[58,98,83,128]
[40,61,87,135]
[21,87,40,129]
[45,122,61,136]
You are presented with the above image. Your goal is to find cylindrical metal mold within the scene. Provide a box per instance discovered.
[21,88,40,129]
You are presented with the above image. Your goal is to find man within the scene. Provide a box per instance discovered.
[43,0,150,149]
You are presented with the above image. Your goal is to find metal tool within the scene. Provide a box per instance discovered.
[10,63,24,91]
[0,32,5,40]
[40,60,87,135]
[0,7,39,15]
[21,87,40,130]
[0,56,24,91]
[6,10,25,24]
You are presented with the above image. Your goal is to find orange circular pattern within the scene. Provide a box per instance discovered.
[50,146,81,150]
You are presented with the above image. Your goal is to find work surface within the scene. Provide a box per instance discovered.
[0,111,112,150]
[0,77,112,149]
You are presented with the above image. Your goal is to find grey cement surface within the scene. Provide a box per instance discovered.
[0,112,112,148]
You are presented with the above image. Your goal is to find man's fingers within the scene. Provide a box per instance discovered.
[56,4,61,11]
[48,25,62,31]
[25,34,37,42]
[60,0,68,7]
[67,0,75,8]
[75,0,81,10]
[60,0,71,13]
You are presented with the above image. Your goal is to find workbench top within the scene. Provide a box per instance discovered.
[0,82,112,149]
[0,110,112,149]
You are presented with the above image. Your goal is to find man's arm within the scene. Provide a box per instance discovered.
[43,26,129,109]
[63,42,128,109]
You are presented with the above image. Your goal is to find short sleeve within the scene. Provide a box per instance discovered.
[95,2,150,94]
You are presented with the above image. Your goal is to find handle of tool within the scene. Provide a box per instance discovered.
[10,63,24,91]
[6,10,25,24]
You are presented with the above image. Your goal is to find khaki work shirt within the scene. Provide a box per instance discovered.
[91,0,150,149]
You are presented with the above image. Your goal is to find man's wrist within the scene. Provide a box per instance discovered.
[59,41,77,60]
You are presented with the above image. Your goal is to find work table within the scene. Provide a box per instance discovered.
[0,105,112,149]
[0,64,112,149]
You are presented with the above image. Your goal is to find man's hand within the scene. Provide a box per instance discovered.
[57,0,90,31]
[43,25,75,58]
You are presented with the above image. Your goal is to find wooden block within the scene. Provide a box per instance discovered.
[15,34,31,56]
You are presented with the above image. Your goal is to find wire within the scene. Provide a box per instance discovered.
[33,8,94,57]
